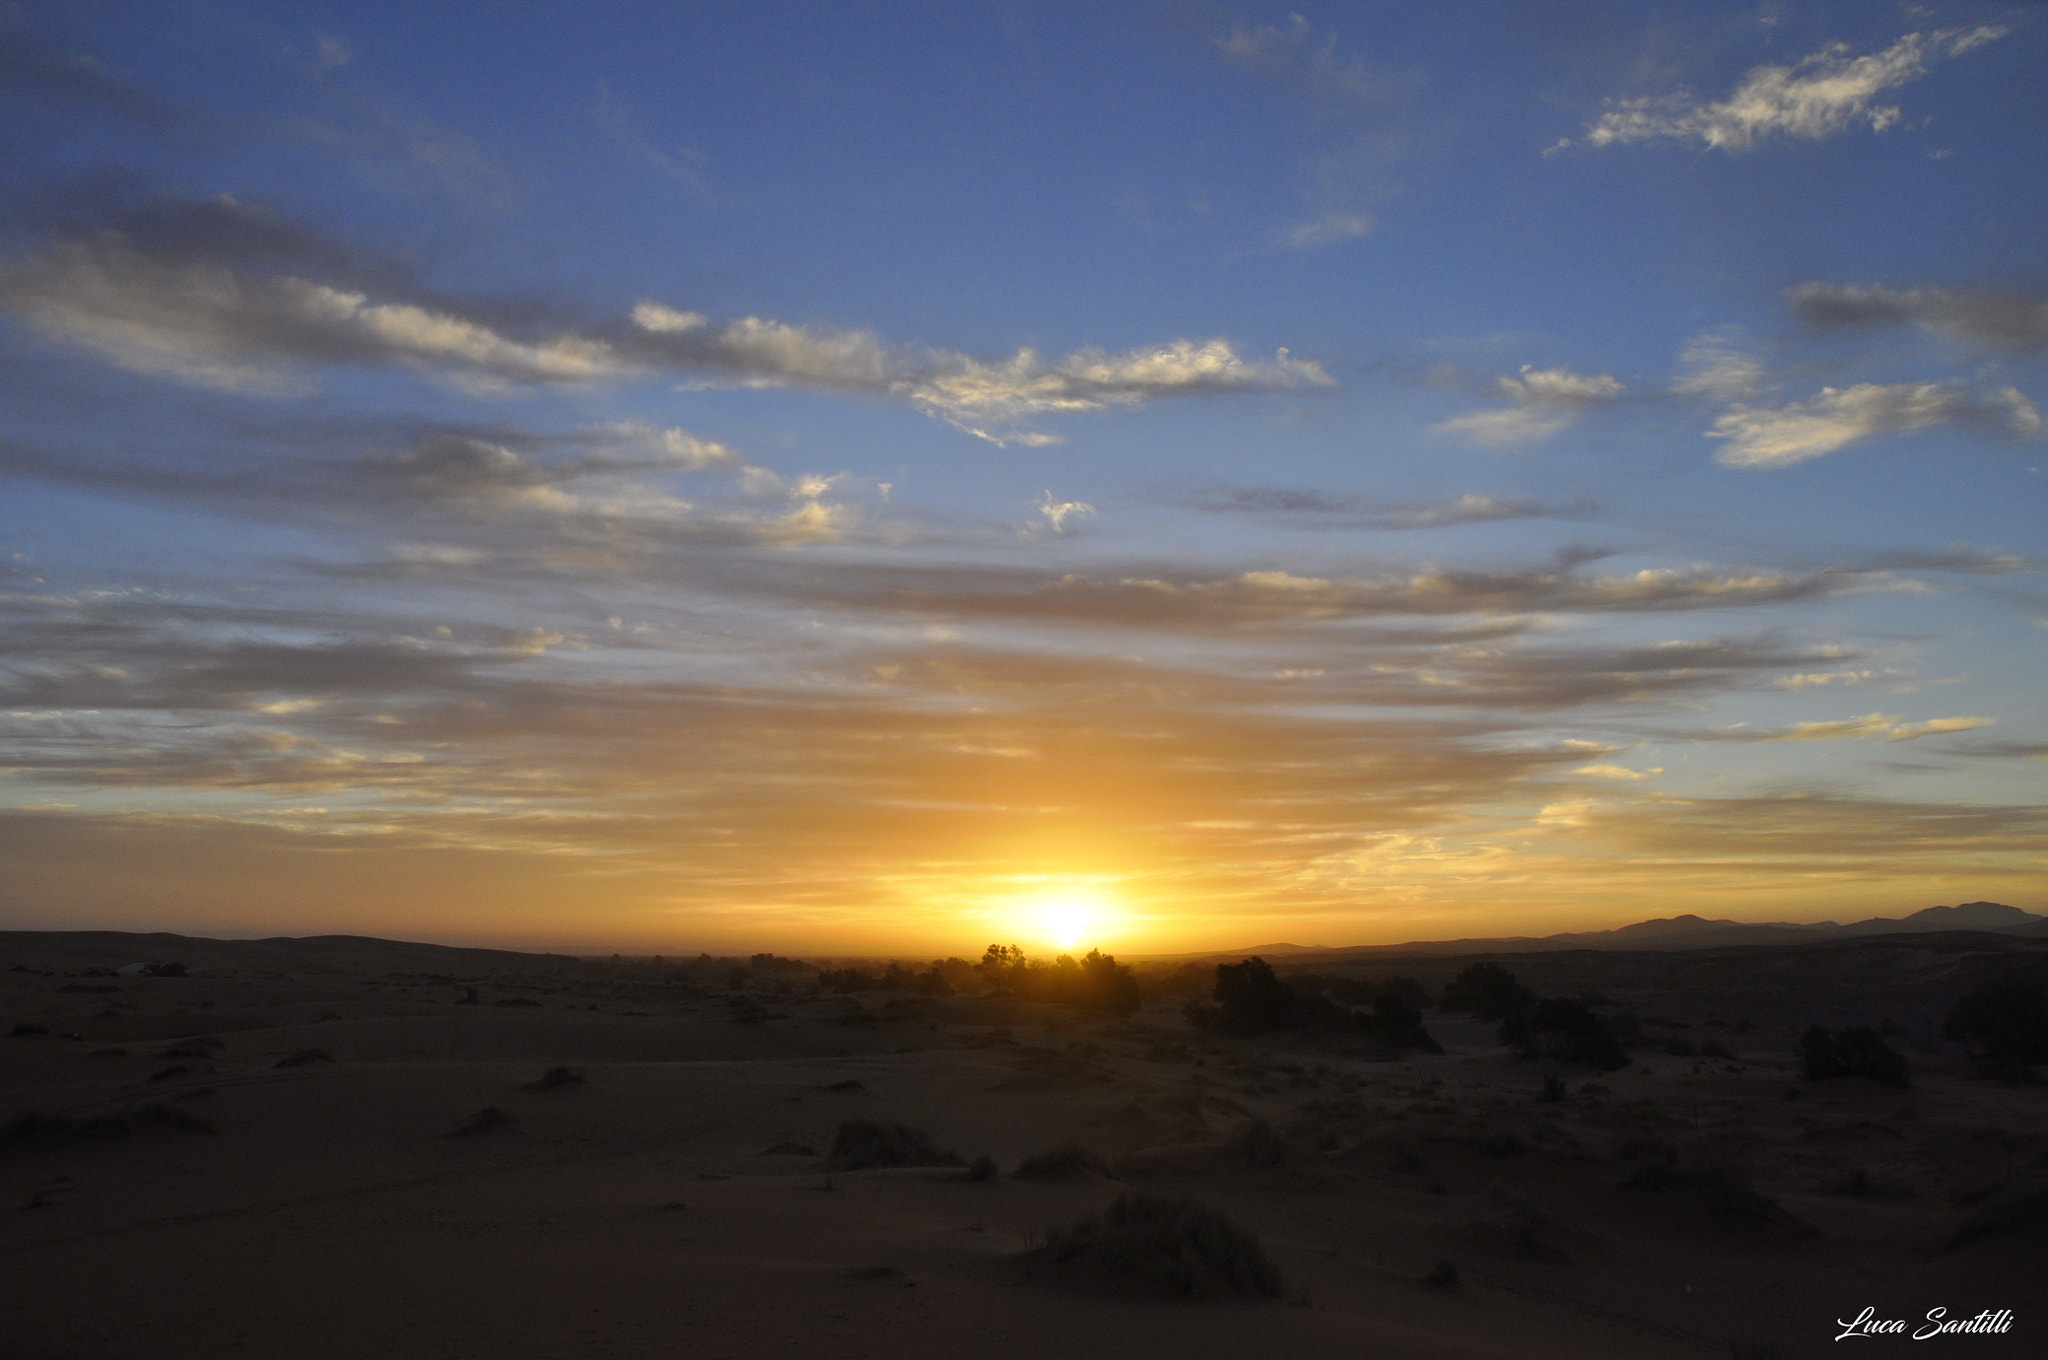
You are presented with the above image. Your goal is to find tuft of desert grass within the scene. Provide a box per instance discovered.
[521,1065,585,1090]
[1044,1192,1283,1299]
[275,1048,334,1068]
[825,1119,962,1170]
[2,1102,215,1152]
[1012,1139,1104,1181]
[446,1106,515,1138]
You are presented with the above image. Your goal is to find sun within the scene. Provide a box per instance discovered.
[1020,883,1118,951]
[1043,899,1094,950]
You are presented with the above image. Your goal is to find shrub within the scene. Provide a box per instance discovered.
[965,1154,998,1181]
[1518,998,1628,1071]
[1799,1025,1910,1089]
[825,1119,963,1170]
[2,1102,215,1151]
[1013,1140,1103,1181]
[1440,963,1536,1022]
[522,1065,585,1089]
[1942,973,2048,1077]
[1193,960,1438,1050]
[446,1106,514,1137]
[1538,1072,1568,1103]
[159,1037,223,1059]
[275,1048,334,1068]
[1045,1192,1283,1298]
[1211,957,1306,1034]
[975,945,1139,1014]
[1423,1259,1459,1288]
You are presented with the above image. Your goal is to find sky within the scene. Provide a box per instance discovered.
[0,1,2043,956]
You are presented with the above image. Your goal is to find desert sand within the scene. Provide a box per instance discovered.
[2,929,2041,1360]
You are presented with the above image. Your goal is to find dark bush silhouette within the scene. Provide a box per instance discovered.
[1013,1139,1104,1181]
[1370,989,1442,1052]
[1440,963,1536,1021]
[522,1065,585,1090]
[1211,957,1308,1033]
[1225,1118,1302,1169]
[825,1119,963,1170]
[275,1048,333,1068]
[1379,975,1432,1011]
[1538,1072,1568,1102]
[965,1154,998,1181]
[1798,1025,1910,1089]
[7,1023,49,1037]
[977,945,1140,1015]
[1942,973,2048,1077]
[158,1036,222,1059]
[1045,1192,1283,1298]
[446,1106,514,1137]
[1423,1260,1459,1288]
[1514,998,1628,1071]
[1700,1040,1736,1060]
[1190,958,1438,1049]
[3,1102,215,1151]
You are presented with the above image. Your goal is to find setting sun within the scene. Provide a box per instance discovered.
[1007,883,1119,952]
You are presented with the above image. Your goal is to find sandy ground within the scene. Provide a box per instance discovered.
[1,931,2041,1360]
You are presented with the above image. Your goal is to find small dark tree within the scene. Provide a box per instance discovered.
[1075,948,1141,1016]
[1942,972,2048,1077]
[1799,1024,1910,1089]
[1521,997,1627,1070]
[977,944,1027,996]
[1371,989,1442,1053]
[1212,957,1303,1034]
[1439,963,1536,1022]
[1378,976,1432,1011]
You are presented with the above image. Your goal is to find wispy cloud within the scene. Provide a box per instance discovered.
[1434,366,1624,448]
[1216,14,1425,250]
[1750,712,1992,742]
[1709,382,2040,468]
[592,80,707,192]
[0,191,1330,437]
[1171,487,1571,530]
[1568,27,2004,153]
[0,20,189,128]
[1788,283,2048,351]
[1671,330,1769,401]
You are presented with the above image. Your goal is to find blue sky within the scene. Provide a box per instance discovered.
[1,1,2042,952]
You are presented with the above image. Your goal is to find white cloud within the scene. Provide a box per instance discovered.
[1710,382,2040,468]
[1434,365,1623,449]
[1029,491,1096,535]
[1672,331,1769,401]
[629,301,707,333]
[902,338,1332,444]
[1578,28,2004,153]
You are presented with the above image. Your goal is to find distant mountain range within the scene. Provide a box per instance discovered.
[1169,901,2048,961]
